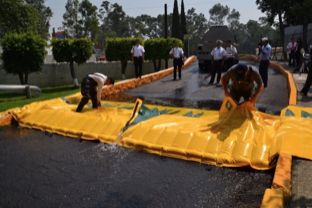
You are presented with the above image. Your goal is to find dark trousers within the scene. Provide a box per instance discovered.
[76,76,98,112]
[301,61,312,94]
[289,51,296,66]
[173,58,183,79]
[230,87,253,104]
[134,56,143,78]
[296,52,302,67]
[210,60,223,84]
[259,60,270,88]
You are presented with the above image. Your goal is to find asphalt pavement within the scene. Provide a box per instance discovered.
[275,61,312,208]
[0,59,290,208]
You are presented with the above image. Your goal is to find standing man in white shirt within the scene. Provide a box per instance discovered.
[209,40,227,84]
[76,72,114,112]
[258,37,272,88]
[225,40,238,70]
[131,39,145,78]
[286,37,297,67]
[169,42,184,80]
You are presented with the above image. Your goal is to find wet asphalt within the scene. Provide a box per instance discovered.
[0,59,288,207]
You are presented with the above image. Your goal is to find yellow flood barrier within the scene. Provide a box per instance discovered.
[4,97,312,170]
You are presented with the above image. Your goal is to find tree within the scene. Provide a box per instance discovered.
[171,0,182,40]
[1,32,47,84]
[78,0,99,42]
[51,38,93,88]
[63,0,82,38]
[105,38,143,79]
[24,0,53,40]
[181,0,188,56]
[145,38,183,72]
[0,0,38,38]
[186,8,208,55]
[256,0,290,60]
[208,3,230,26]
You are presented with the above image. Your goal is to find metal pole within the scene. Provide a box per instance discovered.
[188,39,190,57]
[165,4,168,69]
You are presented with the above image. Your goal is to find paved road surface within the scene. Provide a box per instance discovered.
[0,59,289,208]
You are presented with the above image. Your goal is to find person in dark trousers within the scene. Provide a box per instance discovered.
[258,37,272,88]
[287,37,297,67]
[169,42,184,80]
[76,73,114,112]
[131,39,145,78]
[296,37,303,67]
[210,40,227,84]
[221,63,264,104]
[299,53,312,96]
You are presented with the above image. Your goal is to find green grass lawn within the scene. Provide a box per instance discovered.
[0,85,80,112]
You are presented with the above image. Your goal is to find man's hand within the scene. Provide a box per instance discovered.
[97,101,101,108]
[132,58,134,63]
[250,96,257,104]
[211,60,214,65]
[221,61,224,66]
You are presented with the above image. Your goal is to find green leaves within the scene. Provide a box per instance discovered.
[51,38,93,65]
[1,32,47,76]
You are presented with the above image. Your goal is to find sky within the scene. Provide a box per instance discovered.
[45,0,265,34]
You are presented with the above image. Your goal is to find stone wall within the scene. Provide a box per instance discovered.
[0,60,173,87]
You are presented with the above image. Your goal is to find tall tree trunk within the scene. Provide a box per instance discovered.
[70,61,79,88]
[152,60,157,72]
[277,0,286,60]
[157,59,162,71]
[18,72,25,85]
[121,61,127,80]
[25,73,28,84]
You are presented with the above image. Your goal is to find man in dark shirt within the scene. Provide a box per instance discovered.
[221,63,264,104]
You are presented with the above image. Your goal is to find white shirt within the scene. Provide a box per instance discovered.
[259,43,272,61]
[131,45,145,57]
[169,47,184,58]
[88,73,107,102]
[226,45,237,57]
[211,47,227,60]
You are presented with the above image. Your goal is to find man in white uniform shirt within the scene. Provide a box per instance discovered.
[258,37,272,88]
[169,42,184,80]
[209,40,227,84]
[225,40,238,70]
[131,39,145,78]
[76,73,114,112]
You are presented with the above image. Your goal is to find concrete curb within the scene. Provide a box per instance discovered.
[242,55,293,208]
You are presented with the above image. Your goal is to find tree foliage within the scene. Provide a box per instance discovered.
[208,3,230,26]
[181,0,188,56]
[0,0,38,38]
[24,0,53,40]
[63,0,99,41]
[171,0,182,40]
[1,32,47,84]
[51,38,93,87]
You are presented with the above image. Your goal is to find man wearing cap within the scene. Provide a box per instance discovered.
[131,39,145,78]
[221,63,264,104]
[210,40,227,84]
[258,37,272,88]
[76,72,115,112]
[169,42,184,80]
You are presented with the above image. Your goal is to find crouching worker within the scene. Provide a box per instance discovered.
[221,63,264,104]
[76,73,114,112]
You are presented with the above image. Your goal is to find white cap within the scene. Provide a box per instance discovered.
[262,37,268,41]
[216,40,223,44]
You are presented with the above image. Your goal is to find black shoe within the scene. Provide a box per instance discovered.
[298,90,307,96]
[173,78,176,81]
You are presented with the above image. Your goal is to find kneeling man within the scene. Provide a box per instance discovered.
[221,63,264,104]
